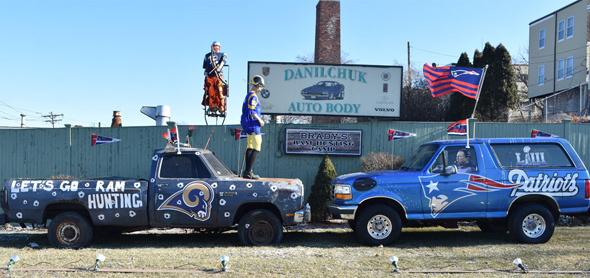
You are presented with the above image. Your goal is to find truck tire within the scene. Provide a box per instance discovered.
[356,204,402,246]
[238,209,283,246]
[508,204,554,244]
[48,212,94,248]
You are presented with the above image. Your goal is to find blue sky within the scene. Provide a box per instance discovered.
[0,0,575,128]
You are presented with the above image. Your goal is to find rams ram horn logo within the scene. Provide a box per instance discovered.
[158,181,214,221]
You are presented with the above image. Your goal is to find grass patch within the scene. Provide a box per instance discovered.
[0,224,589,277]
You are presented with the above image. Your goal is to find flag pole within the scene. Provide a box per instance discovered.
[466,118,470,148]
[470,64,489,119]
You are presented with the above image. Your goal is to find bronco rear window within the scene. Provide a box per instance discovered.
[490,143,573,168]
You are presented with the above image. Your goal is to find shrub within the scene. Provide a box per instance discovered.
[309,155,337,222]
[361,152,404,172]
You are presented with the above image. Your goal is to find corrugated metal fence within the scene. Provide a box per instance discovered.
[1,120,588,195]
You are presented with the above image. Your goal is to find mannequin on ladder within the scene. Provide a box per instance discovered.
[202,41,227,115]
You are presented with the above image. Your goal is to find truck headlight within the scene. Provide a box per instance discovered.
[334,184,352,200]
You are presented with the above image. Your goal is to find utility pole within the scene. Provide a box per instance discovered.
[43,112,63,128]
[407,41,411,86]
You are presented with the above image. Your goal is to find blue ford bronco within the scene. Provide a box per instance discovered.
[328,138,590,245]
[1,145,310,248]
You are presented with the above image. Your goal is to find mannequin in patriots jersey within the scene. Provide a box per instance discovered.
[202,41,227,115]
[240,75,265,179]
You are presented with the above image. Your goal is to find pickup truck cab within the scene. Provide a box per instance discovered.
[1,145,310,248]
[328,138,590,245]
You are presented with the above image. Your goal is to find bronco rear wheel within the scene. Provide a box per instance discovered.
[509,204,554,244]
[356,204,402,246]
[48,212,94,248]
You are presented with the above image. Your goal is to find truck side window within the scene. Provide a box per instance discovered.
[159,155,211,179]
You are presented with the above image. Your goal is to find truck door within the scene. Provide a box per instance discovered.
[420,145,487,219]
[153,153,218,227]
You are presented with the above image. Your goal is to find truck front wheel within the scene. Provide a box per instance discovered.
[356,204,402,246]
[508,204,554,244]
[238,209,283,246]
[48,212,94,248]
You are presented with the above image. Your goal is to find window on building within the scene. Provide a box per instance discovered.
[557,59,565,80]
[558,20,565,41]
[566,56,573,78]
[538,65,545,86]
[566,16,574,38]
[539,29,545,49]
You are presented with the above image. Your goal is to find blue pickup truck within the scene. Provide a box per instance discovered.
[328,138,590,245]
[1,146,310,248]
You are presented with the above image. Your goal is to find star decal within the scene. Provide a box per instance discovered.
[426,181,439,194]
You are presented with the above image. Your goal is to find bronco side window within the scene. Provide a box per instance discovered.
[490,143,573,168]
[430,146,478,173]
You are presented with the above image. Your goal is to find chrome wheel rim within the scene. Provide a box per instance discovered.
[521,213,546,238]
[367,214,392,239]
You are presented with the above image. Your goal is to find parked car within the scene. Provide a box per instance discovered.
[328,138,590,245]
[1,145,310,248]
[301,81,345,100]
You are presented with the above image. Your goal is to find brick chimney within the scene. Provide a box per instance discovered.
[314,0,340,64]
[312,0,342,124]
[111,111,122,127]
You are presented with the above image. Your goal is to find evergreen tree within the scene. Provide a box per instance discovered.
[309,155,337,222]
[475,43,519,121]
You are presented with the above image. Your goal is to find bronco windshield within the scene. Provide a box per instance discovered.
[401,144,439,171]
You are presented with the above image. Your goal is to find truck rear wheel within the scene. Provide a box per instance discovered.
[48,212,93,248]
[356,204,402,246]
[509,204,554,244]
[238,209,283,246]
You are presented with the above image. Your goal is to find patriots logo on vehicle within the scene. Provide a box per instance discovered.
[419,174,520,218]
[451,69,480,78]
[158,181,214,221]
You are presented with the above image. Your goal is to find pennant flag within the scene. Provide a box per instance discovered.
[162,127,178,142]
[423,63,484,99]
[235,129,247,140]
[387,129,416,141]
[447,120,468,135]
[532,129,559,138]
[235,129,265,140]
[91,134,121,146]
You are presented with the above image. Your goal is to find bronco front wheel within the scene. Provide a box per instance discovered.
[356,204,402,246]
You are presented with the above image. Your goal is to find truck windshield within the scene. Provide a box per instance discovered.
[202,153,236,177]
[401,144,439,171]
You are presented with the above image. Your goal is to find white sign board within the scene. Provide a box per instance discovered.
[248,62,402,118]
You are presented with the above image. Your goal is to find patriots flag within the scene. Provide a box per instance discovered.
[447,120,467,135]
[532,129,559,138]
[423,63,484,99]
[162,127,178,142]
[235,129,247,140]
[388,129,416,141]
[235,129,264,140]
[91,134,121,146]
